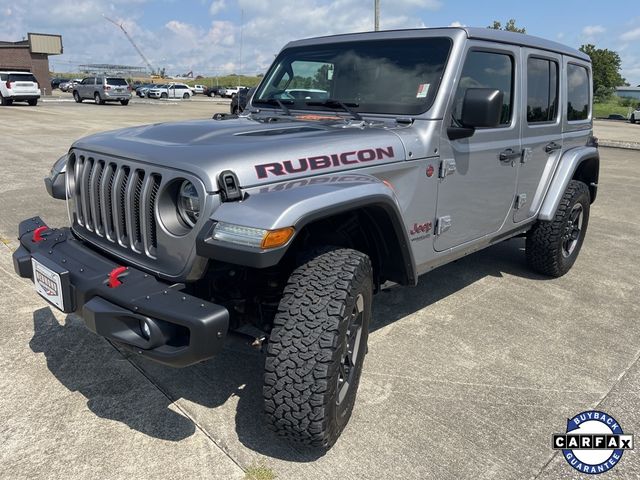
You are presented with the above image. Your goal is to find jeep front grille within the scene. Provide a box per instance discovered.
[69,153,162,259]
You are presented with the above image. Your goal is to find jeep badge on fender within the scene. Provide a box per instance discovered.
[14,27,598,449]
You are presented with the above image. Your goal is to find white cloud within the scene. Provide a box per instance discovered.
[582,25,605,36]
[209,0,226,16]
[621,27,640,42]
[449,21,464,27]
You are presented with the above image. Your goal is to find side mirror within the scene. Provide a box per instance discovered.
[447,88,504,140]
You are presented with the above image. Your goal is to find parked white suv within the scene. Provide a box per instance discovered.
[630,105,640,124]
[147,83,193,99]
[222,86,245,97]
[0,71,41,106]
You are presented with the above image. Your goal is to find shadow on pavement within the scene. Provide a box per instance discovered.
[30,237,545,460]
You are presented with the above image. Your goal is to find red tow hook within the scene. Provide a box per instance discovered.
[32,226,48,243]
[108,266,128,288]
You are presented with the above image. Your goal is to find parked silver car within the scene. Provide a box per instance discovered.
[17,27,599,449]
[73,77,131,105]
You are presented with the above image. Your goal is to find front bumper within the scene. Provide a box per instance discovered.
[13,217,229,367]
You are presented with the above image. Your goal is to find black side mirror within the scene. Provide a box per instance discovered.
[447,88,504,140]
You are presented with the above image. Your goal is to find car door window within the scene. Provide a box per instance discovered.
[452,50,514,127]
[567,64,590,121]
[527,57,558,123]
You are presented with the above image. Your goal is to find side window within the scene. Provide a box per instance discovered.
[567,64,590,121]
[452,50,514,127]
[527,57,558,123]
[96,77,103,85]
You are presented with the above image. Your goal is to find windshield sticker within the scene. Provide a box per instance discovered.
[416,83,430,98]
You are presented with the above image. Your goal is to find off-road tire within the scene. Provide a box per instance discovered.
[73,91,82,103]
[120,99,129,106]
[27,98,37,106]
[526,180,590,277]
[264,248,373,448]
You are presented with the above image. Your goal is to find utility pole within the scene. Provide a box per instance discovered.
[374,0,380,31]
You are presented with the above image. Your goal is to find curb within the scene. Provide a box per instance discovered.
[598,140,640,151]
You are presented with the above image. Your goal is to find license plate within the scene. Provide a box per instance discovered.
[32,258,65,311]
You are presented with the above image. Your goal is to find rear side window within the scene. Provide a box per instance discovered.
[107,78,128,86]
[452,50,514,127]
[8,73,37,82]
[567,64,590,121]
[527,57,558,123]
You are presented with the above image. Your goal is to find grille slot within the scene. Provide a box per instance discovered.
[71,156,161,260]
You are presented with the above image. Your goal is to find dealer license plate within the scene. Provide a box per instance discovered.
[32,258,65,311]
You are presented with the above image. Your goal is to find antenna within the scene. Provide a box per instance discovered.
[103,15,155,74]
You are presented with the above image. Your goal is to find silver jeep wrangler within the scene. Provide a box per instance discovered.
[14,27,598,448]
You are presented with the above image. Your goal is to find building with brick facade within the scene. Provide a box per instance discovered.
[0,33,62,95]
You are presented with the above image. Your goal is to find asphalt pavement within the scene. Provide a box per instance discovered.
[0,100,639,479]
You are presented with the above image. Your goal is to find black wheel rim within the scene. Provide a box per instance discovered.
[562,203,583,258]
[337,293,364,406]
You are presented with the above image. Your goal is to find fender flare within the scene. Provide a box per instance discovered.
[196,174,417,285]
[538,146,599,221]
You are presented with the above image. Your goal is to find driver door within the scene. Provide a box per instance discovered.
[435,44,521,251]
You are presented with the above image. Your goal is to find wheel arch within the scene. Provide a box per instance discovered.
[196,176,417,287]
[538,146,599,221]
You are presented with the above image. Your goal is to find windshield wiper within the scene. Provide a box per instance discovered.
[305,99,362,121]
[253,98,293,116]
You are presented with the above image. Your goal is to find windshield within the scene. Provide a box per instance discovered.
[107,78,128,85]
[254,37,451,115]
[8,73,37,83]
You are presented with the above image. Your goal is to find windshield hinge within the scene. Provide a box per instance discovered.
[439,159,456,178]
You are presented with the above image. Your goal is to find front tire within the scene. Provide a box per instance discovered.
[526,180,590,277]
[160,92,168,99]
[73,91,82,103]
[182,93,189,99]
[264,248,372,448]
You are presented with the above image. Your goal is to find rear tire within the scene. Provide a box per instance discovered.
[264,247,372,448]
[526,180,590,277]
[120,99,129,106]
[73,91,82,103]
[28,98,38,106]
[631,115,636,124]
[94,93,104,105]
[1,94,12,106]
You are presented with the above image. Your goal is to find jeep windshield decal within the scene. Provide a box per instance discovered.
[255,146,395,179]
[254,37,452,116]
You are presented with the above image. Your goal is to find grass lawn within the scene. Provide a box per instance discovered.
[593,101,635,119]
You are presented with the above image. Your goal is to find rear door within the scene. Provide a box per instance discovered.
[435,44,521,251]
[514,50,563,223]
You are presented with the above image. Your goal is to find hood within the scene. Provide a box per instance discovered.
[71,116,408,191]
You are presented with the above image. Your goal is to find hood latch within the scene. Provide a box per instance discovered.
[218,170,243,202]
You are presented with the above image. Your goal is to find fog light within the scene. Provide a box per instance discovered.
[140,319,151,339]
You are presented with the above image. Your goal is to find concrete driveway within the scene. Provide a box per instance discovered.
[1,101,639,479]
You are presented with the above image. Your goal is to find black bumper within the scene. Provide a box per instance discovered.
[13,217,229,367]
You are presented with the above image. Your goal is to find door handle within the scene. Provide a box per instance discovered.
[499,148,522,162]
[544,142,562,154]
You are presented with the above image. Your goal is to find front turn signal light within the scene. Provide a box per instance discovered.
[261,227,295,249]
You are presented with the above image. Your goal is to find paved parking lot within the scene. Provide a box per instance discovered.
[1,100,639,479]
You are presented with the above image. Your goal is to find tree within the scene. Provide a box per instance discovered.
[578,44,626,99]
[488,19,525,33]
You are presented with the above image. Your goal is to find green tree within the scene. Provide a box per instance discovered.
[488,19,526,33]
[579,44,626,100]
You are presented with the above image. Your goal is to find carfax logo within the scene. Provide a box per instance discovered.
[553,410,633,474]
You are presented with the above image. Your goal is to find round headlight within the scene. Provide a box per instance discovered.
[177,180,200,227]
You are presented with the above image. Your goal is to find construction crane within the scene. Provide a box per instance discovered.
[103,15,155,75]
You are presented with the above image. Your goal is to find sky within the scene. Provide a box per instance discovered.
[1,0,639,85]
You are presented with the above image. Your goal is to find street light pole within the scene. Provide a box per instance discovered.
[374,0,379,31]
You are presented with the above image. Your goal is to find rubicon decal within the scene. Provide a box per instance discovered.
[255,146,395,179]
[553,410,633,475]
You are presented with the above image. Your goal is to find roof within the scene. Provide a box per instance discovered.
[0,40,30,48]
[285,27,590,62]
